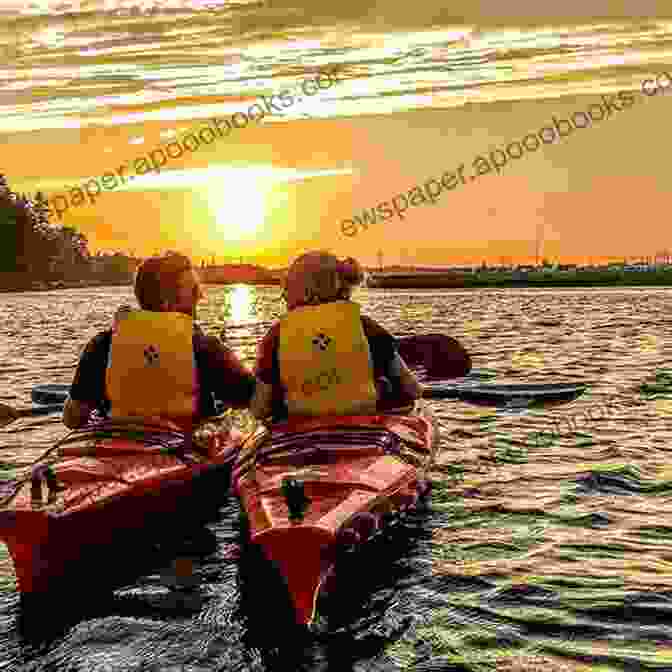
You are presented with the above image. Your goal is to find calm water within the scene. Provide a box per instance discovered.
[2,284,672,671]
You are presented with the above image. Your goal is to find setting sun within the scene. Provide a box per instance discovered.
[204,177,267,241]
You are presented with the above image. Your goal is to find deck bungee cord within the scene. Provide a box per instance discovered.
[0,419,202,509]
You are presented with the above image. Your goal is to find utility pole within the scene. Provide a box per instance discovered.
[535,219,544,267]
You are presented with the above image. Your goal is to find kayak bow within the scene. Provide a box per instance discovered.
[0,418,243,595]
[232,401,439,626]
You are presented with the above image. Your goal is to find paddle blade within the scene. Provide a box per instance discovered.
[26,404,65,416]
[397,334,472,379]
[32,384,70,406]
[421,380,589,404]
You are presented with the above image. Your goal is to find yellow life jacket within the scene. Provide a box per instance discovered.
[278,300,378,416]
[105,308,197,422]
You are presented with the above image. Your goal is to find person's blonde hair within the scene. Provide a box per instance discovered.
[284,251,366,309]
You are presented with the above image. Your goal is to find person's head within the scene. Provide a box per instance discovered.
[134,252,204,317]
[283,251,366,310]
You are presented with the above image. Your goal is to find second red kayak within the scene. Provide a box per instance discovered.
[232,401,439,626]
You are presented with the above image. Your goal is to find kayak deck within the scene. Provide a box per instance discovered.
[233,403,439,625]
[0,420,243,595]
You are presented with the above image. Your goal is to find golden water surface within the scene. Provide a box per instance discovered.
[1,284,672,670]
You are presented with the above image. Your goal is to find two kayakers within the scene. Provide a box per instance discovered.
[249,250,426,422]
[63,252,256,431]
[64,249,468,429]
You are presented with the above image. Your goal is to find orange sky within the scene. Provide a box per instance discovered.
[6,69,672,268]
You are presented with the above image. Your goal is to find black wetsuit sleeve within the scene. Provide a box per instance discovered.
[361,315,418,407]
[195,333,256,411]
[361,315,398,378]
[68,330,112,415]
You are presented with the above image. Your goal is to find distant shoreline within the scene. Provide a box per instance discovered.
[3,274,671,294]
[370,281,672,289]
[0,278,133,294]
[0,279,283,294]
[366,271,672,289]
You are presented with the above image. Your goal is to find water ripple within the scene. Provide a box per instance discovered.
[2,285,672,670]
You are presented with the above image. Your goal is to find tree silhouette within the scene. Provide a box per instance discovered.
[0,173,93,283]
[0,191,36,273]
[0,189,19,272]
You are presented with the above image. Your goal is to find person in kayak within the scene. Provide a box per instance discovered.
[250,250,425,422]
[63,252,256,431]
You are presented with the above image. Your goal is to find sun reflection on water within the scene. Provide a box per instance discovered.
[226,284,254,324]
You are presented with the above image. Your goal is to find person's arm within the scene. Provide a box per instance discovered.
[361,315,424,402]
[63,398,97,429]
[250,326,279,421]
[388,352,424,399]
[250,379,274,420]
[64,332,111,429]
[200,336,256,410]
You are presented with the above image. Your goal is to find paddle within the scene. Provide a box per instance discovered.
[2,335,589,429]
[0,384,70,428]
[396,334,590,403]
[32,384,71,406]
[0,402,64,428]
[420,380,589,403]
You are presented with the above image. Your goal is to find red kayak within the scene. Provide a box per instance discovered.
[232,402,439,626]
[0,419,243,595]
